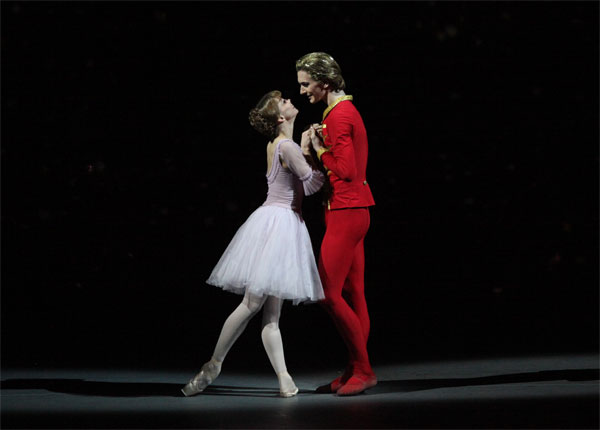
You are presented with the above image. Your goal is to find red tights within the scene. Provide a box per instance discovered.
[319,207,373,377]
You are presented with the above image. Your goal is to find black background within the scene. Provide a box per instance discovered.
[2,2,598,372]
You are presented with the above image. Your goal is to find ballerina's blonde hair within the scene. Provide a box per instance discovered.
[248,90,282,141]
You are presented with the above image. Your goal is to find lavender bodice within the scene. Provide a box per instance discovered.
[263,139,325,213]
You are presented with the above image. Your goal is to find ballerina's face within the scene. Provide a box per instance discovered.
[297,70,327,104]
[278,97,298,120]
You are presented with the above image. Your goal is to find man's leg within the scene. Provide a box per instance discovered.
[319,236,370,393]
[318,208,374,394]
[343,237,370,343]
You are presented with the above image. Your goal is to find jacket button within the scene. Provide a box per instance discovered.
[363,180,368,185]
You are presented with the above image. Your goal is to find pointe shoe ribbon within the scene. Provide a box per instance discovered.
[181,360,221,397]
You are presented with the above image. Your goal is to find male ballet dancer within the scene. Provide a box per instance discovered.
[296,52,377,396]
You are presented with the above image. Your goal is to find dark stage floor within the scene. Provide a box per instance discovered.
[2,353,598,429]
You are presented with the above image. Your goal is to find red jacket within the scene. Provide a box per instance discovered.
[320,97,375,210]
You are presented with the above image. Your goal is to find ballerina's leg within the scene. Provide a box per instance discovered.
[261,295,298,397]
[182,290,267,396]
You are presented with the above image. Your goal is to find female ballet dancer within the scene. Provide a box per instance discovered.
[181,90,325,398]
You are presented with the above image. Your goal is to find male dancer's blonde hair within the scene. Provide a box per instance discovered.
[296,52,346,92]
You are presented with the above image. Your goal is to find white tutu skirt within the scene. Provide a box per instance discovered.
[207,205,325,305]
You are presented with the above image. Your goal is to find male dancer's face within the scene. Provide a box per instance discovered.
[297,70,327,104]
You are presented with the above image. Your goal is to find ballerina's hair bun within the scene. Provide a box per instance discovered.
[248,90,282,141]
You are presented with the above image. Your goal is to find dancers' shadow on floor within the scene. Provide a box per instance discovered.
[2,369,597,398]
[0,378,308,398]
[367,368,600,395]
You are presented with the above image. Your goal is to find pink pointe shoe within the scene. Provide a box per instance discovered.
[181,360,221,397]
[277,372,299,398]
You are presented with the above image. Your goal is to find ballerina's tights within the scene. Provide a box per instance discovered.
[212,292,288,374]
[319,207,372,375]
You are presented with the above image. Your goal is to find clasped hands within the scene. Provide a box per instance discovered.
[301,123,324,155]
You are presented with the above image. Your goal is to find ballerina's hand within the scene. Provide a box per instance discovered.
[301,128,313,155]
[309,128,324,152]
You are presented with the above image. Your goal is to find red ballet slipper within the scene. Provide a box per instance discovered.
[315,367,353,393]
[336,373,377,396]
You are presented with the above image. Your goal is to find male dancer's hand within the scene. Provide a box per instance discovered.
[309,123,325,153]
[311,123,324,140]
